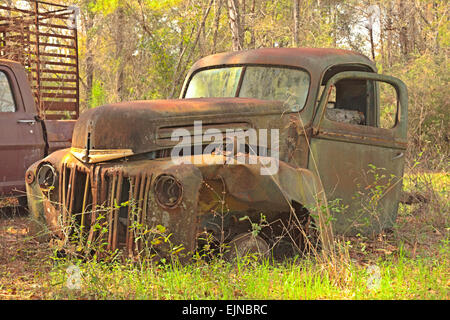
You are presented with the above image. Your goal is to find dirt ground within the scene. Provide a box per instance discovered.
[0,192,447,299]
[0,212,393,300]
[0,204,53,299]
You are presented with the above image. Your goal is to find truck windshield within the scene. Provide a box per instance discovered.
[185,66,310,111]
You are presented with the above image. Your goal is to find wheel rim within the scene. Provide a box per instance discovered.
[226,233,269,261]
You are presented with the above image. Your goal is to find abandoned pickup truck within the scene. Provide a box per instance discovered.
[25,48,408,259]
[0,1,79,203]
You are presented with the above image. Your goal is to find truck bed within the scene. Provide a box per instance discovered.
[0,0,79,120]
[43,119,75,153]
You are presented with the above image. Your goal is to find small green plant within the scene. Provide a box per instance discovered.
[345,164,400,234]
[238,213,268,237]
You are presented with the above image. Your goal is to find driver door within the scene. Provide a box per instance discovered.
[308,71,408,236]
[0,65,45,195]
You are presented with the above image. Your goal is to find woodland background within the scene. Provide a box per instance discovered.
[0,1,448,299]
[72,0,448,172]
[6,0,449,169]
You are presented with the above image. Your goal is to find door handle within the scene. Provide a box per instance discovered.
[17,119,36,125]
[392,152,404,160]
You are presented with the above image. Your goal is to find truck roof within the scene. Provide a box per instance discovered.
[186,47,376,79]
[0,58,22,68]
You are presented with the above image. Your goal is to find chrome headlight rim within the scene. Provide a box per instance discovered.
[154,174,183,209]
[36,162,57,191]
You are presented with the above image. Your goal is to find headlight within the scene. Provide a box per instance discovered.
[37,163,57,191]
[154,174,183,209]
[25,170,35,184]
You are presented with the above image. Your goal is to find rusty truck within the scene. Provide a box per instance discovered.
[25,48,408,260]
[0,1,79,205]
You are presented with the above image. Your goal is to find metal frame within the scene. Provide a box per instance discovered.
[0,0,79,119]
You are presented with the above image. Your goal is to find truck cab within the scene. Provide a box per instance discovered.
[25,48,407,260]
[0,59,46,197]
[0,1,79,201]
[181,48,407,237]
[0,59,75,199]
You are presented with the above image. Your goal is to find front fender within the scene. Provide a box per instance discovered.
[192,155,333,251]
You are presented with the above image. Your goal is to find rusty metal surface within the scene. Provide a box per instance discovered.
[25,49,407,258]
[43,119,75,153]
[0,60,45,195]
[71,98,286,156]
[26,150,330,258]
[0,0,79,119]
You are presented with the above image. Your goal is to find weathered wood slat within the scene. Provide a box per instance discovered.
[41,101,77,111]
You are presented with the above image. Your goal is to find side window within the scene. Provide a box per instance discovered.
[0,71,16,112]
[378,81,398,129]
[324,77,398,129]
[324,79,370,126]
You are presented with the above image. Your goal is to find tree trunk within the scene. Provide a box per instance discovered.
[115,4,126,101]
[212,0,223,53]
[227,0,243,51]
[241,0,246,46]
[293,0,300,47]
[398,0,409,58]
[379,0,386,68]
[249,0,256,48]
[386,1,393,67]
[368,25,375,61]
[80,1,94,108]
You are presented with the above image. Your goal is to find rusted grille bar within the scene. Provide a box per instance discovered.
[129,173,141,254]
[79,170,90,240]
[125,175,136,253]
[86,166,100,245]
[67,165,76,217]
[58,162,153,256]
[106,173,117,251]
[112,172,123,251]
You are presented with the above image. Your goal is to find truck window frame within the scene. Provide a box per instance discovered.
[314,71,408,143]
[322,79,399,130]
[0,69,17,113]
[182,64,312,113]
[318,64,380,128]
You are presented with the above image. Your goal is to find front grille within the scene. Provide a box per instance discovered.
[59,162,153,255]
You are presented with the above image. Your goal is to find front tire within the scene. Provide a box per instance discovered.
[225,233,269,261]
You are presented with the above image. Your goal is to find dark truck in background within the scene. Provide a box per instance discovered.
[0,0,79,203]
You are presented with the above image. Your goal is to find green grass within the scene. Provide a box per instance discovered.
[37,170,448,300]
[1,171,448,300]
[42,244,448,300]
[403,172,449,195]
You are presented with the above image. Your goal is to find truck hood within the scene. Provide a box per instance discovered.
[71,97,285,163]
